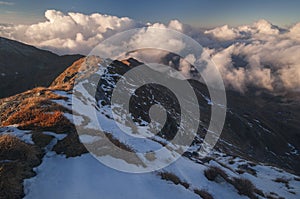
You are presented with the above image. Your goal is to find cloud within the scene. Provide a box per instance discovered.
[201,20,300,92]
[0,10,137,55]
[0,10,299,93]
[205,25,241,40]
[0,1,14,6]
[288,22,300,41]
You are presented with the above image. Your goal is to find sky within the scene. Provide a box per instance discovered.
[0,0,300,27]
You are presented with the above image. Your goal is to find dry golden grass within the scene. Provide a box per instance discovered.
[230,178,257,199]
[3,109,72,133]
[0,135,42,199]
[203,166,263,198]
[50,58,85,91]
[50,56,101,91]
[0,87,68,126]
[121,60,131,66]
[273,177,290,189]
[0,82,88,158]
[0,87,73,134]
[194,189,214,199]
[159,172,190,189]
[25,111,65,128]
[52,132,87,157]
[105,133,134,152]
[0,162,27,199]
[0,57,96,198]
[204,166,228,181]
[31,131,54,148]
[0,135,41,165]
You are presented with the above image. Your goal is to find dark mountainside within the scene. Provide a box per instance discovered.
[92,57,300,174]
[1,55,298,174]
[0,37,83,98]
[0,45,299,198]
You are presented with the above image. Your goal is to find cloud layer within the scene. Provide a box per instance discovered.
[204,19,300,92]
[0,10,137,55]
[0,10,299,93]
[0,1,14,6]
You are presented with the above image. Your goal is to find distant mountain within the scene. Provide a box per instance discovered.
[0,37,83,98]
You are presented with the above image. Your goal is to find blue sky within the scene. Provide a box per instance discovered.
[0,0,300,27]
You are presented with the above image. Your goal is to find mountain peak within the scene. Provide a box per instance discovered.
[50,56,102,91]
[121,57,143,67]
[253,19,280,34]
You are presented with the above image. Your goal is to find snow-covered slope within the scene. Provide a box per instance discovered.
[1,56,299,199]
[22,151,300,199]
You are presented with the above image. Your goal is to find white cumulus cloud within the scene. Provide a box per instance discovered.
[0,10,137,55]
[0,10,299,93]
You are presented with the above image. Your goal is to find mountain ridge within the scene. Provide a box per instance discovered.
[0,52,299,198]
[0,36,84,98]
